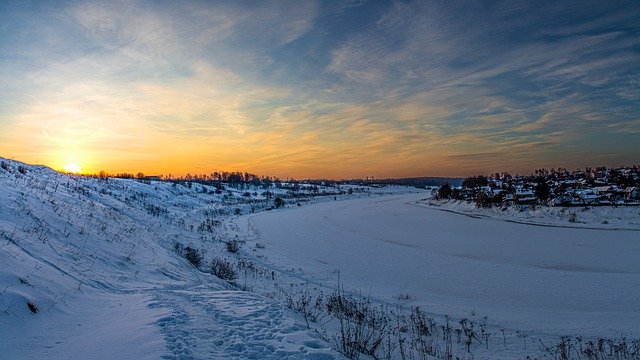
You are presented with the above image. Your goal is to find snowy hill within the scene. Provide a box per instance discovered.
[0,158,344,359]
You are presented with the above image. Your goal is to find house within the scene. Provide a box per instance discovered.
[593,186,612,195]
[553,193,574,206]
[514,189,536,204]
[625,187,639,201]
[502,193,515,205]
[575,189,599,204]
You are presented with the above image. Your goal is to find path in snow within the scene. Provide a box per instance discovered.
[151,285,338,360]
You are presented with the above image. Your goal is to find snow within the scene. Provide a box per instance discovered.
[1,157,638,359]
[237,193,640,357]
[152,288,338,359]
[0,158,343,359]
[419,199,640,230]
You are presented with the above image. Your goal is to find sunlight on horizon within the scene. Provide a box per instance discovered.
[62,163,82,174]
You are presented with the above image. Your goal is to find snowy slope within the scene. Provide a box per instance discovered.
[418,199,640,230]
[0,158,343,359]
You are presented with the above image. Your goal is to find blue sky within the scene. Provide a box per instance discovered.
[1,0,638,178]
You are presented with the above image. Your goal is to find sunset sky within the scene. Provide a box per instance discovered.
[1,1,638,178]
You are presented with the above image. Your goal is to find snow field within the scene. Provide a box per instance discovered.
[234,193,639,358]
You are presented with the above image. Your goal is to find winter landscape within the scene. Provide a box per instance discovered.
[2,1,639,359]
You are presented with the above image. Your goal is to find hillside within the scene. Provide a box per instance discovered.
[0,158,345,359]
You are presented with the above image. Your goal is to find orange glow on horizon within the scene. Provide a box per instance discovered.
[62,163,82,174]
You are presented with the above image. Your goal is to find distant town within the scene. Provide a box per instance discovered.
[434,165,640,207]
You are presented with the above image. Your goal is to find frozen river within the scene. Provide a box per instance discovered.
[248,192,640,335]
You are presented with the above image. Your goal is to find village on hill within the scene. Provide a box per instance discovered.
[435,165,640,207]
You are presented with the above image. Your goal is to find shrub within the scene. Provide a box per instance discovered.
[184,246,203,268]
[226,240,240,253]
[394,293,412,300]
[325,288,388,358]
[210,257,237,281]
[274,196,285,208]
[0,161,8,171]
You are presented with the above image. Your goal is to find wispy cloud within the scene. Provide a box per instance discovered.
[322,0,639,173]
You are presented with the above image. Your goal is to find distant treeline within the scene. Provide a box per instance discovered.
[90,170,462,189]
[333,177,463,188]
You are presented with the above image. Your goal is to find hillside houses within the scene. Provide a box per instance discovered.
[435,165,640,207]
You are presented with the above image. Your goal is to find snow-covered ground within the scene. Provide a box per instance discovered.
[243,194,639,331]
[1,157,638,359]
[235,193,640,358]
[0,158,344,359]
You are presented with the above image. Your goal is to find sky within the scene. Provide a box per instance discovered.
[1,0,639,179]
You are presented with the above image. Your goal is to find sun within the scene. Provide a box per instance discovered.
[63,163,82,174]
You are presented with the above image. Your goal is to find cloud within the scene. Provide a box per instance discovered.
[323,1,639,166]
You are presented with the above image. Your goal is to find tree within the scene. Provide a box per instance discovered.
[535,179,551,202]
[437,183,452,199]
[462,175,488,189]
[475,191,494,208]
